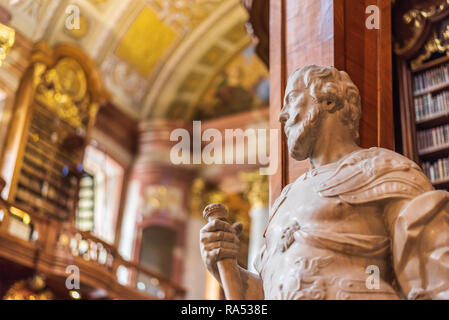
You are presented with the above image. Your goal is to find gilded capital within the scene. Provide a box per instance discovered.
[240,171,269,208]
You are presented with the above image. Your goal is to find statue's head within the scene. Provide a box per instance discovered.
[279,65,361,161]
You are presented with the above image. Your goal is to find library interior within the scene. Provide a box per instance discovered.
[0,0,447,300]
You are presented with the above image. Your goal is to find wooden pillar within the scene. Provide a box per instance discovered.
[269,0,393,203]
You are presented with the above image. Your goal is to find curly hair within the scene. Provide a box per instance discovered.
[292,65,362,142]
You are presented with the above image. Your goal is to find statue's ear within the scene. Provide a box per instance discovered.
[322,98,338,113]
[322,94,343,113]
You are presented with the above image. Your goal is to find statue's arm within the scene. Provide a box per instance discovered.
[386,191,449,299]
[238,267,264,300]
[200,218,264,300]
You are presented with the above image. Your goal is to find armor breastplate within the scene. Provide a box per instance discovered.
[256,155,401,300]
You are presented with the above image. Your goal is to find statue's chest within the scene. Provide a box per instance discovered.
[267,173,345,231]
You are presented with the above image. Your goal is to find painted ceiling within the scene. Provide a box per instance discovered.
[1,0,268,120]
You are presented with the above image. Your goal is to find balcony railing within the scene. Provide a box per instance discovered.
[0,188,185,300]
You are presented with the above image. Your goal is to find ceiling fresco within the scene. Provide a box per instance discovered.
[115,7,179,77]
[0,0,264,120]
[190,44,269,120]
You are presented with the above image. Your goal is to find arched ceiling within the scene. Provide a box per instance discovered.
[1,0,267,120]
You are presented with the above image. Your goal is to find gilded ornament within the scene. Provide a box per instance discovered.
[395,0,449,55]
[0,23,15,67]
[411,27,449,69]
[240,171,268,208]
[34,58,98,129]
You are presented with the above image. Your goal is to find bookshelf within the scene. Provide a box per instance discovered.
[395,5,449,190]
[1,42,108,221]
[14,102,81,220]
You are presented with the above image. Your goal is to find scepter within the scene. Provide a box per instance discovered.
[203,203,244,300]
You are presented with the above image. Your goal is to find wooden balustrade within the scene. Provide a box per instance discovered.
[115,258,186,300]
[0,188,185,300]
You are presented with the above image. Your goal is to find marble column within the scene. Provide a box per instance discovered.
[240,171,269,272]
[183,214,207,299]
[119,120,196,291]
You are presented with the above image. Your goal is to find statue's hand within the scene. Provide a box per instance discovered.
[200,218,243,283]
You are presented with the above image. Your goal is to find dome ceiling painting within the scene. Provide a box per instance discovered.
[2,0,268,120]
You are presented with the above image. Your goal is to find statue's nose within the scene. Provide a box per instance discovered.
[279,107,289,124]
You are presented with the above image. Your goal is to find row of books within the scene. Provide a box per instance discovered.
[414,91,449,122]
[417,124,449,151]
[14,103,81,221]
[422,157,449,183]
[414,63,449,93]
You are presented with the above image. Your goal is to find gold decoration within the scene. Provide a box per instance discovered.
[116,7,178,76]
[411,29,449,69]
[189,178,251,241]
[9,206,31,225]
[0,23,15,67]
[89,0,108,5]
[189,178,207,218]
[209,191,251,243]
[239,171,269,208]
[65,15,90,39]
[33,58,98,129]
[150,0,224,31]
[192,44,268,120]
[395,0,449,55]
[3,275,54,300]
[142,185,183,214]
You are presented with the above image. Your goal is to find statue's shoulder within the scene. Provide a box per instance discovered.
[317,147,434,204]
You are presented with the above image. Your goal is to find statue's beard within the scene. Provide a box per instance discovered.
[286,107,323,161]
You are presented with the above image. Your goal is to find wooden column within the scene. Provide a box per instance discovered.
[270,0,393,203]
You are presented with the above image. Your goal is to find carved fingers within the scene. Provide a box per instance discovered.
[200,219,241,275]
[232,222,243,237]
[202,218,235,233]
[202,231,240,244]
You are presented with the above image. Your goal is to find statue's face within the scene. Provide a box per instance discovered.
[279,73,323,161]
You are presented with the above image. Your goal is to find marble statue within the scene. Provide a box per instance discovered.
[200,65,449,300]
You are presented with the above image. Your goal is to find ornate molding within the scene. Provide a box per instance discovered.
[0,23,15,67]
[241,0,269,67]
[30,42,109,130]
[394,0,449,56]
[34,58,97,129]
[31,42,109,104]
[410,28,449,68]
[150,0,224,33]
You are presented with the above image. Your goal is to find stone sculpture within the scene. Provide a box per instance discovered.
[200,65,449,300]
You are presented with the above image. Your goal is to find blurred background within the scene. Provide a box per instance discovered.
[0,0,270,300]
